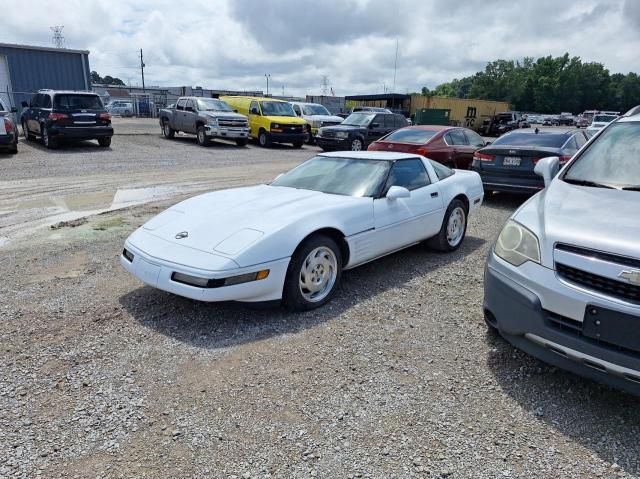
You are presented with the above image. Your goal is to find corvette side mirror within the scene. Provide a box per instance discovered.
[534,156,560,188]
[386,186,410,200]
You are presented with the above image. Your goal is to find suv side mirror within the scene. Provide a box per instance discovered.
[21,101,28,108]
[386,186,411,200]
[534,156,560,188]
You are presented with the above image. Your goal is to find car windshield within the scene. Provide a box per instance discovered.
[384,129,437,144]
[302,104,330,116]
[53,94,104,110]
[0,101,6,112]
[593,115,617,123]
[563,122,640,189]
[492,132,567,147]
[261,101,296,117]
[197,99,233,112]
[342,113,376,127]
[271,156,391,197]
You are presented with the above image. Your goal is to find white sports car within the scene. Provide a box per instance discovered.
[121,152,484,310]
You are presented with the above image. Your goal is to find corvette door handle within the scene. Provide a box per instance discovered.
[431,192,439,198]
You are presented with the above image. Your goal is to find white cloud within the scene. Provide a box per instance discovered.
[1,0,638,96]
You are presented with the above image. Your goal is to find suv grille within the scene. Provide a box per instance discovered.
[556,263,640,305]
[321,121,341,127]
[556,243,640,269]
[321,130,337,138]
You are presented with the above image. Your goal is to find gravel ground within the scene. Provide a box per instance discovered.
[0,121,638,478]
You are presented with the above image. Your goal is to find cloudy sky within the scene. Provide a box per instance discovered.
[3,0,639,96]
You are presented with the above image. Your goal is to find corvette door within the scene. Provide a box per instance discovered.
[371,159,444,257]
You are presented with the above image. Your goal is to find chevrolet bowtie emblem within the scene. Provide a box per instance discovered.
[175,231,189,240]
[619,270,640,286]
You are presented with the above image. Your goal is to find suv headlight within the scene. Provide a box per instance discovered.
[336,131,349,139]
[494,220,540,266]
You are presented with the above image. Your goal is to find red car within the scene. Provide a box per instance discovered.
[367,125,487,169]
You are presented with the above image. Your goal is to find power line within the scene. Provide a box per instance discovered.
[50,26,65,49]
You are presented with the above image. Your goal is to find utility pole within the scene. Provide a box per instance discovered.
[392,38,398,93]
[140,49,146,92]
[264,74,271,96]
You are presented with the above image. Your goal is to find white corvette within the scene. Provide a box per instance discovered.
[121,152,484,309]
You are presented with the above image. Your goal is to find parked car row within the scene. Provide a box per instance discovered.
[0,98,19,154]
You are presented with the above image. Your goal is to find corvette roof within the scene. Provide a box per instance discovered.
[318,151,422,161]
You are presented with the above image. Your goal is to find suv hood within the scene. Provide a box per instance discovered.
[321,124,366,133]
[305,114,344,123]
[514,179,640,265]
[137,184,371,265]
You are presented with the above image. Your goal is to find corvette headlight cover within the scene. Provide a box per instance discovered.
[494,220,540,266]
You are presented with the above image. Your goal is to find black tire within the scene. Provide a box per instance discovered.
[42,125,58,149]
[305,126,314,144]
[483,188,495,199]
[282,234,343,311]
[162,120,175,139]
[196,126,210,146]
[98,137,112,148]
[350,137,363,151]
[9,142,18,154]
[427,199,468,252]
[235,138,248,147]
[22,122,35,141]
[292,141,304,149]
[258,130,271,148]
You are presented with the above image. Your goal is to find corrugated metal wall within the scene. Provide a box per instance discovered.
[410,95,511,131]
[0,45,91,108]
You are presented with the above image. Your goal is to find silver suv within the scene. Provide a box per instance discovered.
[484,107,640,395]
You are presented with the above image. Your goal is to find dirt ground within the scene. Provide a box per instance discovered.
[1,121,638,479]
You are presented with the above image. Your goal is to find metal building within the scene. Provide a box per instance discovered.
[0,43,91,110]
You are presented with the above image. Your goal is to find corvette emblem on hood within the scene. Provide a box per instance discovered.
[175,231,189,240]
[619,270,640,286]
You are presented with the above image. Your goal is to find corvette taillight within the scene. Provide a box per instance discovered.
[4,119,14,132]
[416,147,429,157]
[474,152,495,162]
[48,113,68,121]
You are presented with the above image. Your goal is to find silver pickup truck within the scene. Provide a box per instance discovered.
[159,97,250,146]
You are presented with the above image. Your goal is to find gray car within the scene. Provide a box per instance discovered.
[484,108,640,395]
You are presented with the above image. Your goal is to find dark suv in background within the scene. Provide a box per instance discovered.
[21,90,114,149]
[316,112,408,151]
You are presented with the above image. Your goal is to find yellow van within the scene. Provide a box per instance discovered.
[221,96,307,148]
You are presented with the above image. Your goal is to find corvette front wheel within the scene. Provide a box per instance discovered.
[283,234,342,310]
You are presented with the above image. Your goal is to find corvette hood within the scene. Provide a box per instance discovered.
[514,179,640,265]
[140,185,372,263]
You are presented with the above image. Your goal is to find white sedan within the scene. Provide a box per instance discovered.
[121,152,484,310]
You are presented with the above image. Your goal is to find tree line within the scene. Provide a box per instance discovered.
[90,71,126,86]
[420,54,640,114]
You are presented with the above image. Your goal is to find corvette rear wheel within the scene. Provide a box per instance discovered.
[427,199,468,252]
[283,234,342,310]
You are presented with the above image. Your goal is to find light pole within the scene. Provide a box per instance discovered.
[264,74,271,96]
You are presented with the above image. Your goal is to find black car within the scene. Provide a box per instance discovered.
[316,112,408,151]
[0,98,18,154]
[471,128,589,194]
[21,90,114,149]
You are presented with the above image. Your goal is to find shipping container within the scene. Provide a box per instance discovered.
[410,95,511,131]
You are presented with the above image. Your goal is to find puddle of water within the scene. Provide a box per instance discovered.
[0,184,196,249]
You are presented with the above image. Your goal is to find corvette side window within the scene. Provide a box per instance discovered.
[383,159,431,195]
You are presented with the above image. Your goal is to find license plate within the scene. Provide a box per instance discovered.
[503,156,521,166]
[136,259,161,287]
[582,305,640,353]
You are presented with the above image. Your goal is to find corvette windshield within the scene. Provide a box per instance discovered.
[271,156,391,197]
[563,122,640,190]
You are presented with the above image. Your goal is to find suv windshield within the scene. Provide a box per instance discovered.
[260,101,296,117]
[271,156,391,197]
[302,104,330,116]
[593,115,617,123]
[492,132,567,147]
[342,113,376,127]
[54,94,104,110]
[563,122,640,189]
[197,99,233,112]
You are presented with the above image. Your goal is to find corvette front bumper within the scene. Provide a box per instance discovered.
[121,240,290,303]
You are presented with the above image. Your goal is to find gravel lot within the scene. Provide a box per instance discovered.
[1,120,638,478]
